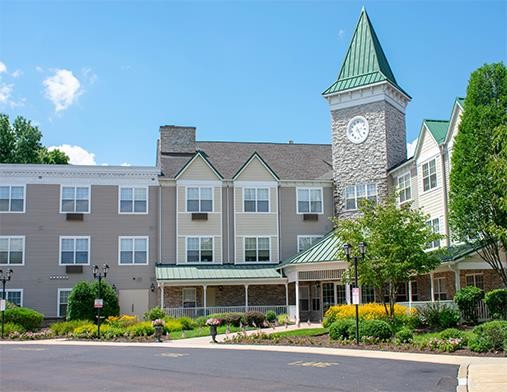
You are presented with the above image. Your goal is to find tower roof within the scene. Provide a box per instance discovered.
[323,8,410,98]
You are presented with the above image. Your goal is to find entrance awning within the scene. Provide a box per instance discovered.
[279,231,342,268]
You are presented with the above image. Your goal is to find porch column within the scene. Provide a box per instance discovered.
[345,283,351,305]
[408,280,413,310]
[160,283,165,309]
[285,283,289,309]
[430,273,435,302]
[244,284,249,312]
[295,279,300,323]
[454,268,461,293]
[203,285,207,316]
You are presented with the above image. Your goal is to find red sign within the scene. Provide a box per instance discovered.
[94,299,103,308]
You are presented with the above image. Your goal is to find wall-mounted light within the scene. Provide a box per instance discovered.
[151,283,156,292]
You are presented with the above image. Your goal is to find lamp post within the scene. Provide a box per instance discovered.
[92,264,109,339]
[1,269,14,339]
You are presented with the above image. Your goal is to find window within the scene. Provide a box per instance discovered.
[60,237,90,265]
[0,236,24,265]
[58,288,72,318]
[244,188,269,212]
[361,286,375,303]
[297,188,323,213]
[426,218,441,249]
[186,237,213,262]
[336,284,347,304]
[182,288,196,308]
[299,286,309,312]
[6,289,23,306]
[119,187,147,213]
[0,185,25,212]
[186,187,212,212]
[61,186,90,213]
[119,237,148,265]
[244,237,270,262]
[398,173,412,203]
[344,183,377,210]
[433,277,448,300]
[311,284,320,311]
[297,236,322,252]
[422,159,437,192]
[466,273,485,290]
[322,283,335,312]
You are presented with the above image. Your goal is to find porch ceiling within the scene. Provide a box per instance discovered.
[156,264,285,282]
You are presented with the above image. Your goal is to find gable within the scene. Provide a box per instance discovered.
[176,154,221,180]
[417,126,439,162]
[235,156,277,182]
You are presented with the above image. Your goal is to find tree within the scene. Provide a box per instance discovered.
[449,63,507,287]
[66,280,119,321]
[0,113,69,164]
[332,195,443,319]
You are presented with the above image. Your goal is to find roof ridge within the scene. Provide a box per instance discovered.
[197,140,331,146]
[424,119,449,123]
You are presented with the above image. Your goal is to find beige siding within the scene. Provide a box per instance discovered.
[235,214,278,236]
[419,128,439,159]
[161,185,177,263]
[177,213,222,236]
[214,187,221,212]
[235,157,276,181]
[177,156,220,180]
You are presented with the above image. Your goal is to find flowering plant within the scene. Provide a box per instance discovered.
[152,319,165,327]
[206,318,221,326]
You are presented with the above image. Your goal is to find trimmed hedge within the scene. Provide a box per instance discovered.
[359,319,392,341]
[329,319,356,340]
[4,307,44,331]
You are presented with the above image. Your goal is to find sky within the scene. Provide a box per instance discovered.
[0,1,506,166]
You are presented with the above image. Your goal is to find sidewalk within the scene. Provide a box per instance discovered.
[467,362,507,392]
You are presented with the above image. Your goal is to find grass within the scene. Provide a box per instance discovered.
[272,328,328,338]
[412,330,474,344]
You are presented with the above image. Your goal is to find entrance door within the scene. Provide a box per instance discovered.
[322,282,335,314]
[119,289,149,318]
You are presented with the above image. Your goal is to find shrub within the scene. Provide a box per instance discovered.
[395,327,413,343]
[178,316,197,330]
[66,280,119,321]
[106,315,138,328]
[4,307,44,331]
[454,286,484,324]
[439,328,467,344]
[359,319,392,341]
[100,325,127,339]
[469,320,507,352]
[242,311,266,327]
[484,289,507,320]
[223,313,244,327]
[329,319,356,340]
[3,322,25,335]
[324,303,415,326]
[164,319,183,332]
[195,316,208,327]
[426,337,464,352]
[277,313,290,325]
[126,321,155,337]
[144,307,167,321]
[418,303,460,330]
[266,310,277,323]
[50,320,90,336]
[72,323,98,338]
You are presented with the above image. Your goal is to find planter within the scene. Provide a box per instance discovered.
[210,325,218,343]
[154,325,164,342]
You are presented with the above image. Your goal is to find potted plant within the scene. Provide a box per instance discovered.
[152,319,165,342]
[206,318,221,343]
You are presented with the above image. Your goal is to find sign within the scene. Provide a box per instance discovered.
[352,287,361,305]
[94,299,103,308]
[0,299,5,311]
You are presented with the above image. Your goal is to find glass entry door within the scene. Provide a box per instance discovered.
[322,282,335,313]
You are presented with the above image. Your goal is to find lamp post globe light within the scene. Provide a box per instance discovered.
[1,268,14,339]
[92,264,109,339]
[342,242,367,345]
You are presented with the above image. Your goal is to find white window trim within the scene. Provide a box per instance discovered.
[57,288,72,318]
[241,236,273,264]
[185,236,215,264]
[184,186,214,213]
[426,217,441,251]
[182,287,197,307]
[118,236,149,266]
[344,183,378,211]
[0,235,25,266]
[465,273,484,289]
[420,158,439,194]
[59,185,91,214]
[242,187,271,213]
[297,235,323,253]
[0,185,26,214]
[296,187,324,215]
[59,236,91,266]
[118,186,149,215]
[433,277,447,299]
[5,289,23,307]
[397,172,412,204]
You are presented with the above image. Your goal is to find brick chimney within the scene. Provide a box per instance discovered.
[159,125,196,155]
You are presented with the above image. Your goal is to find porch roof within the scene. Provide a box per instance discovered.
[279,231,341,267]
[156,264,284,282]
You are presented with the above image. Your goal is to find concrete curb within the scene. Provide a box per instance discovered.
[457,363,469,392]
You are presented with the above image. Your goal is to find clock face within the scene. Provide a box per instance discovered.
[346,116,369,144]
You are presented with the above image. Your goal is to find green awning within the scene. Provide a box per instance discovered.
[156,264,284,281]
[279,231,341,267]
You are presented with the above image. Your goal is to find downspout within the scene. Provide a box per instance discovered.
[439,145,450,247]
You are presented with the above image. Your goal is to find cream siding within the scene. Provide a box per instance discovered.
[177,213,222,236]
[235,157,277,181]
[235,214,278,235]
[177,156,220,180]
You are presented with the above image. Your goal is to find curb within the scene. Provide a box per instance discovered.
[456,363,469,392]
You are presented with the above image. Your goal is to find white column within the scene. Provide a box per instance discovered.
[408,280,413,310]
[454,268,461,293]
[345,283,351,305]
[430,273,435,302]
[295,279,300,324]
[203,285,207,316]
[160,283,165,309]
[285,283,289,308]
[244,284,249,312]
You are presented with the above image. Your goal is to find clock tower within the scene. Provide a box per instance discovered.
[323,8,411,218]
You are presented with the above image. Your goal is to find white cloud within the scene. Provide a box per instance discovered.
[81,67,97,85]
[0,83,13,104]
[338,29,345,40]
[0,61,7,74]
[407,138,418,158]
[43,69,82,112]
[49,144,96,165]
[11,69,22,78]
[120,162,131,166]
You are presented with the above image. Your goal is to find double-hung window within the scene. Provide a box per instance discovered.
[61,186,90,213]
[426,218,441,249]
[0,236,24,265]
[182,288,196,308]
[297,188,322,213]
[186,187,212,212]
[298,235,322,252]
[244,188,269,212]
[58,288,72,318]
[6,289,23,306]
[186,237,213,262]
[119,237,148,265]
[60,236,90,265]
[244,237,270,262]
[119,187,147,213]
[433,277,448,300]
[422,159,437,192]
[0,185,25,212]
[344,183,377,210]
[398,173,412,204]
[466,273,484,290]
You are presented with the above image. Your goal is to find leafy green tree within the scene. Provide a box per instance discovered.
[0,113,69,164]
[333,195,443,319]
[449,63,507,287]
[66,280,119,321]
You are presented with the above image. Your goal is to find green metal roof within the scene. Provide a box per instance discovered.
[279,231,341,267]
[323,8,409,97]
[424,119,450,145]
[456,97,465,108]
[156,264,284,281]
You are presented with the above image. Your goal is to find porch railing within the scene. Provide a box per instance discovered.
[397,300,491,322]
[164,305,288,319]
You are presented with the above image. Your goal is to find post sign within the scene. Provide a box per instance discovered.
[94,299,103,308]
[352,288,361,305]
[0,299,5,311]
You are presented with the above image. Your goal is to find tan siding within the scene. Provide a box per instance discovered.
[270,237,279,263]
[161,185,177,263]
[270,187,278,213]
[235,214,278,236]
[235,236,243,263]
[177,237,186,262]
[214,236,222,262]
[177,213,222,236]
[178,156,220,180]
[234,187,242,212]
[177,186,185,212]
[214,187,221,212]
[236,157,276,181]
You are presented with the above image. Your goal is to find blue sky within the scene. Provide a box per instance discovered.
[0,1,505,165]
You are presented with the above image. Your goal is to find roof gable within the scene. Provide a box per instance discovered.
[444,97,465,145]
[424,120,449,145]
[233,152,279,181]
[175,151,223,180]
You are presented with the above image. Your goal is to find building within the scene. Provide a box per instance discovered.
[0,8,504,321]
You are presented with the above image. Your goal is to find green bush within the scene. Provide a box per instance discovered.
[100,325,127,339]
[50,320,90,336]
[484,289,507,320]
[126,321,155,337]
[195,316,208,327]
[439,328,467,343]
[469,320,507,352]
[329,319,356,340]
[418,303,460,330]
[178,316,197,330]
[144,307,167,321]
[4,307,44,331]
[265,310,277,323]
[359,319,392,341]
[224,313,244,327]
[165,319,183,332]
[66,280,119,322]
[3,322,25,335]
[72,323,98,338]
[277,313,290,325]
[454,286,484,324]
[395,327,413,343]
[242,311,266,327]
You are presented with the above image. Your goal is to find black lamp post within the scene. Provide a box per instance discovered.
[92,264,109,339]
[1,269,14,339]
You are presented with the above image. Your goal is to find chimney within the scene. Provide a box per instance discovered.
[159,125,196,155]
